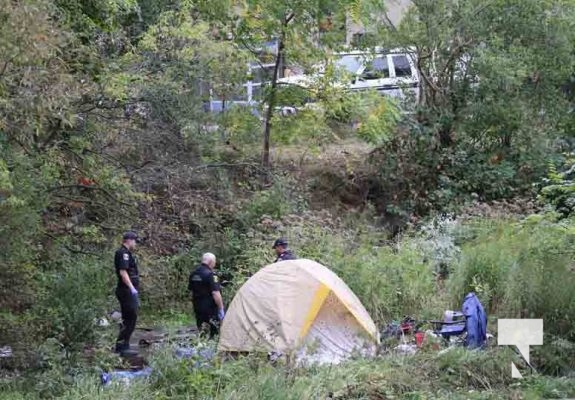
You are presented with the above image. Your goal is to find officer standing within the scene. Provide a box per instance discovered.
[188,253,225,339]
[272,238,297,263]
[114,231,140,355]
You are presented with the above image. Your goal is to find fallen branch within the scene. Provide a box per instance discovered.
[47,184,135,208]
[188,162,262,172]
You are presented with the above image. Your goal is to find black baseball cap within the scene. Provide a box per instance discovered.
[272,238,288,248]
[123,231,139,241]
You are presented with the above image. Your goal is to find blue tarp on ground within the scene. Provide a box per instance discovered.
[175,346,216,368]
[462,292,488,349]
[101,366,153,386]
[100,346,217,386]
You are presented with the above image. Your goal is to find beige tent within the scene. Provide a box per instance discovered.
[218,259,379,364]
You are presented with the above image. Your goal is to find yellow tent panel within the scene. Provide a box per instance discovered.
[218,259,379,364]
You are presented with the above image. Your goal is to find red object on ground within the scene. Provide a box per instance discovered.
[400,322,414,334]
[415,332,425,348]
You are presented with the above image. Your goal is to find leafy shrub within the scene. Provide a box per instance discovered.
[532,336,575,377]
[149,346,220,398]
[364,112,550,231]
[275,85,313,107]
[143,254,191,312]
[353,93,401,146]
[237,177,307,227]
[36,257,114,350]
[538,153,575,217]
[414,214,461,278]
[217,107,263,147]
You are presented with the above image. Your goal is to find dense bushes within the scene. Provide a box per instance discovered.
[539,153,575,217]
[39,258,115,349]
[363,116,552,232]
[448,216,575,375]
[0,256,115,370]
[1,0,575,397]
[3,187,575,396]
[449,217,575,336]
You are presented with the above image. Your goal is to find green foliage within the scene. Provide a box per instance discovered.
[38,257,113,349]
[6,346,575,399]
[234,212,443,324]
[328,239,441,322]
[0,151,45,310]
[218,107,262,147]
[206,0,360,166]
[148,344,222,398]
[275,85,313,108]
[364,113,549,230]
[353,93,401,146]
[272,108,333,147]
[448,216,575,374]
[539,153,575,217]
[2,0,575,396]
[55,0,139,36]
[238,177,307,225]
[356,0,575,224]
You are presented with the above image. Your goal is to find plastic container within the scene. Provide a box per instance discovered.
[415,332,425,348]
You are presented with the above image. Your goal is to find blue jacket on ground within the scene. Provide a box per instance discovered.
[462,292,487,349]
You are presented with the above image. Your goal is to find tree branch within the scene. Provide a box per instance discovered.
[47,184,135,208]
[440,38,473,77]
[285,11,295,25]
[43,232,101,257]
[189,162,263,173]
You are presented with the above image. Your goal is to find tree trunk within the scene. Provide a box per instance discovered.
[262,13,293,169]
[261,39,283,169]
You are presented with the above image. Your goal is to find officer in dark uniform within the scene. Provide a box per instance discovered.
[272,238,297,263]
[188,253,225,339]
[114,231,140,354]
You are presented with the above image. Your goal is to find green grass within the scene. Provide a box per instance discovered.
[3,346,574,399]
[139,309,194,330]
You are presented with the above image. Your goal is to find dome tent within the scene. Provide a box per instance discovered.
[218,259,379,365]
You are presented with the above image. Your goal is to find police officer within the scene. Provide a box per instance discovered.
[272,238,296,262]
[188,253,225,339]
[114,231,140,355]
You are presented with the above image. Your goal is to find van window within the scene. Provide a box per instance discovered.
[335,55,363,75]
[392,55,412,78]
[362,57,389,79]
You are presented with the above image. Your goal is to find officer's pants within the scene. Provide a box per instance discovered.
[115,288,138,352]
[194,308,219,339]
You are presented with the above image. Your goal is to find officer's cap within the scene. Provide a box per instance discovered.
[272,238,288,248]
[123,231,139,241]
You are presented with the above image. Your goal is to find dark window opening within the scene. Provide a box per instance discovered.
[393,55,412,78]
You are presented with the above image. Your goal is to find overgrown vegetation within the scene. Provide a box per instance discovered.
[2,341,575,399]
[1,0,574,398]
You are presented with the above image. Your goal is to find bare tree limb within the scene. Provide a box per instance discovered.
[47,184,135,208]
[43,232,101,256]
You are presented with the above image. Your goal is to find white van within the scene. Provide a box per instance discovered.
[278,48,420,108]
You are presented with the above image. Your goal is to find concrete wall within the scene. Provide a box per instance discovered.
[346,0,412,45]
[386,0,412,27]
